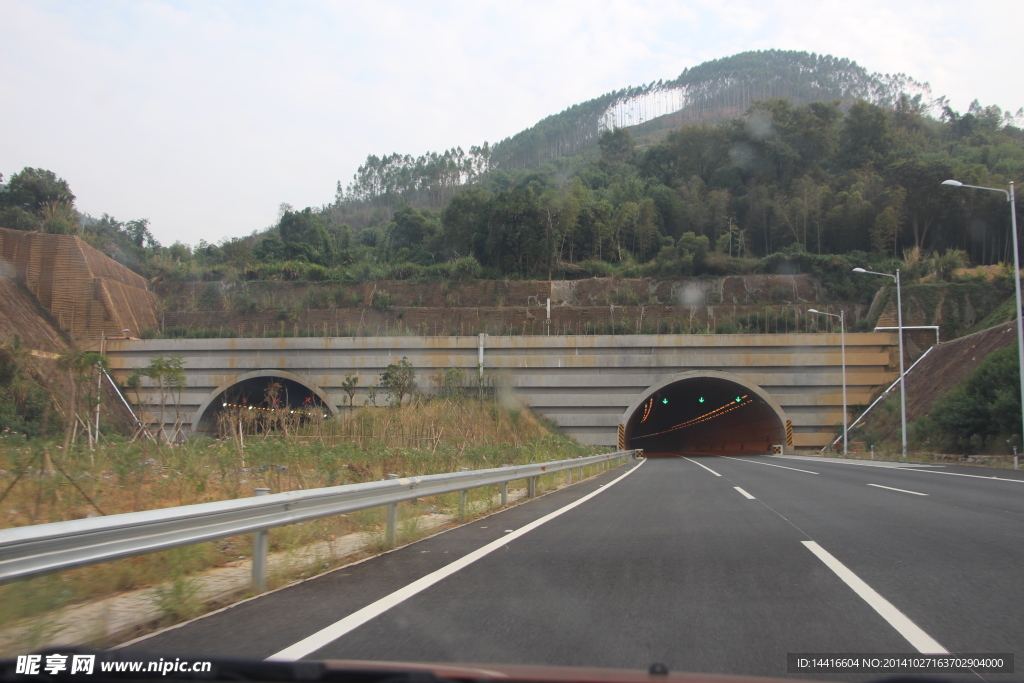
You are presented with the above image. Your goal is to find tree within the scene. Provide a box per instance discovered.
[255,234,286,261]
[885,159,958,251]
[56,350,106,452]
[661,123,729,184]
[341,373,359,409]
[0,167,77,232]
[840,101,893,167]
[380,357,416,407]
[1,167,75,214]
[599,128,636,166]
[278,208,333,263]
[871,207,898,255]
[389,205,434,252]
[128,355,187,441]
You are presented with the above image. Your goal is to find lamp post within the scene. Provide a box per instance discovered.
[809,309,847,455]
[97,329,131,436]
[853,267,906,458]
[942,179,1024,451]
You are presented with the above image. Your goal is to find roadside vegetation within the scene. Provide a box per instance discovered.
[0,387,603,646]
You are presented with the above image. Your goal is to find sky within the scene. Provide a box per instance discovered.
[2,0,1021,247]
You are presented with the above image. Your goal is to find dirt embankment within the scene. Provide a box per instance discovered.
[902,321,1017,423]
[158,274,851,337]
[0,277,70,354]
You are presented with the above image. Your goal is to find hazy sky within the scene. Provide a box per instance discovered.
[2,0,1021,247]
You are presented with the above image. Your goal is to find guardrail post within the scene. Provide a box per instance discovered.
[565,468,572,485]
[251,488,270,592]
[500,481,508,506]
[385,474,399,548]
[528,476,537,498]
[457,468,469,521]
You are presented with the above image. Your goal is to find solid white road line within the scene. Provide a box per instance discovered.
[733,458,818,475]
[778,456,1024,483]
[268,460,646,661]
[867,483,928,496]
[910,469,1024,483]
[802,541,947,654]
[683,456,721,476]
[774,455,941,469]
[734,486,756,499]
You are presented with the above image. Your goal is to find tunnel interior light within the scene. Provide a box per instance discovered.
[634,395,751,440]
[220,402,322,414]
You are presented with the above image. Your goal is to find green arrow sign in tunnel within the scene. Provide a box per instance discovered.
[623,374,787,456]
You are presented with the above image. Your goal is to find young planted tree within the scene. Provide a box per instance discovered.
[341,373,359,410]
[127,355,187,442]
[380,357,416,407]
[55,350,106,452]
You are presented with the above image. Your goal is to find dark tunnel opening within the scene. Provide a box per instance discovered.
[625,376,785,456]
[195,376,330,437]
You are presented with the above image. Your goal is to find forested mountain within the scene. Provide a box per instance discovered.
[493,50,937,170]
[2,50,1022,286]
[337,50,935,216]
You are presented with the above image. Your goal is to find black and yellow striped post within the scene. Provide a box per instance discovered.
[785,420,793,447]
[617,424,625,450]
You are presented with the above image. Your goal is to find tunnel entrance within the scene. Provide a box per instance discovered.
[194,373,332,437]
[624,372,786,456]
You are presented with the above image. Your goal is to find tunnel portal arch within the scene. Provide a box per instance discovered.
[621,370,789,456]
[191,370,337,437]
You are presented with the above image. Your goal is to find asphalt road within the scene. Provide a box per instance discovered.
[123,455,1024,681]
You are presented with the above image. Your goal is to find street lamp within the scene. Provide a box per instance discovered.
[97,329,131,436]
[853,267,907,458]
[942,179,1024,451]
[809,309,847,456]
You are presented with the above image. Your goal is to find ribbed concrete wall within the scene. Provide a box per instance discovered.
[103,332,898,448]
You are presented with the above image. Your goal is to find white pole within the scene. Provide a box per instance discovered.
[1009,182,1024,454]
[478,332,485,378]
[841,311,848,456]
[896,269,907,459]
[96,331,104,437]
[943,179,1023,454]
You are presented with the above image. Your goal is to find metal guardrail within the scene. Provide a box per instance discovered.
[0,450,639,589]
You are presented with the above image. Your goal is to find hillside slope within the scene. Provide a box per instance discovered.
[0,276,69,354]
[852,321,1018,447]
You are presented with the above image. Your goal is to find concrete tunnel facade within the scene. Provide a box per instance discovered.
[621,371,789,455]
[102,333,897,449]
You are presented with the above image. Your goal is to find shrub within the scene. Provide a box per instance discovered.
[387,262,423,280]
[578,260,612,278]
[450,256,482,280]
[371,290,395,311]
[305,264,330,281]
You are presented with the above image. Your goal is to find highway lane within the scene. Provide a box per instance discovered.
[122,456,1020,680]
[707,455,1024,662]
